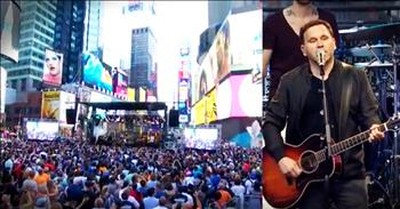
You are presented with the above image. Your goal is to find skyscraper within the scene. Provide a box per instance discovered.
[130,26,157,101]
[53,0,85,84]
[1,1,56,92]
[83,1,102,54]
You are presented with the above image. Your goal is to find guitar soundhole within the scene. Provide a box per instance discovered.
[299,151,318,174]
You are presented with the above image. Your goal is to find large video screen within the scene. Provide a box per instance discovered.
[217,71,262,119]
[0,0,20,62]
[112,68,128,97]
[82,52,113,92]
[26,121,59,141]
[42,49,63,86]
[183,127,220,150]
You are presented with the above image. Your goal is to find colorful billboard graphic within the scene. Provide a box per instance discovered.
[43,49,63,86]
[191,87,217,125]
[82,52,113,92]
[217,71,262,119]
[192,14,231,104]
[41,91,60,120]
[0,0,20,62]
[112,68,128,98]
[127,87,135,102]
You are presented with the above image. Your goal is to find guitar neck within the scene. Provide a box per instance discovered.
[331,123,387,155]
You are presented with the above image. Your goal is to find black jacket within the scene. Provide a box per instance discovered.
[262,59,381,179]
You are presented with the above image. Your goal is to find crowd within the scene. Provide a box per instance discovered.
[0,137,262,209]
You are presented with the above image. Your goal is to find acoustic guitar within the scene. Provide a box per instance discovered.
[262,115,400,208]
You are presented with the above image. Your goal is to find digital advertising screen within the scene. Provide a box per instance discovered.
[217,71,262,119]
[42,49,63,86]
[112,68,128,98]
[0,0,20,62]
[58,91,76,124]
[229,9,262,72]
[191,87,217,125]
[26,120,59,141]
[41,91,60,120]
[183,127,220,150]
[192,14,230,104]
[82,52,113,92]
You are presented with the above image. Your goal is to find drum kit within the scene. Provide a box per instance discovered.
[341,22,400,209]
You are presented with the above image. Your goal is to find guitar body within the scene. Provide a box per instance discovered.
[262,134,342,208]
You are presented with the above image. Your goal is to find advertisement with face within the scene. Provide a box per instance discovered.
[192,15,230,105]
[41,91,60,120]
[82,52,113,92]
[43,49,63,86]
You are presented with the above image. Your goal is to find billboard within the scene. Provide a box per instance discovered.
[191,87,217,125]
[42,49,63,86]
[217,71,262,119]
[183,126,220,150]
[26,120,59,141]
[58,91,75,124]
[229,9,262,71]
[82,52,113,92]
[127,87,135,101]
[0,0,20,62]
[0,67,6,114]
[112,68,128,98]
[41,91,60,120]
[192,14,231,104]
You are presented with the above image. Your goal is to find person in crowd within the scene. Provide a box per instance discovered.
[262,0,339,99]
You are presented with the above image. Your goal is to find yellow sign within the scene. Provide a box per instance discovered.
[192,88,217,125]
[127,87,135,102]
[41,91,60,120]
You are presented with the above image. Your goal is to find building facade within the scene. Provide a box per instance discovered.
[1,1,57,92]
[130,27,157,101]
[53,0,85,84]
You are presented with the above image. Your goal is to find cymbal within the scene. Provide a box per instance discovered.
[350,43,392,57]
[340,23,400,41]
[354,60,393,68]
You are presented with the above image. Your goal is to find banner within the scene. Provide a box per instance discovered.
[127,87,135,101]
[41,91,60,120]
[43,49,63,86]
[192,87,217,125]
[0,0,20,62]
[59,91,76,124]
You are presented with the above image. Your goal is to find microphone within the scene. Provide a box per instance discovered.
[316,49,325,67]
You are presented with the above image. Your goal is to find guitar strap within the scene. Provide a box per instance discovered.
[338,63,353,139]
[339,63,353,166]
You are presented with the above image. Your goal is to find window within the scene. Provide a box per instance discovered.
[21,78,27,91]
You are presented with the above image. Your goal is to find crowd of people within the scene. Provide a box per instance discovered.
[0,137,262,209]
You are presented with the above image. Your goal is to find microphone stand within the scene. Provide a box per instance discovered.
[319,63,333,209]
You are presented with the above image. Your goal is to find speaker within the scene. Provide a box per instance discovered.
[169,110,179,127]
[66,109,76,124]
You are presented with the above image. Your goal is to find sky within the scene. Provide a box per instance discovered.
[101,1,209,108]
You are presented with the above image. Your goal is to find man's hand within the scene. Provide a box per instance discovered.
[368,124,385,142]
[278,157,302,178]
